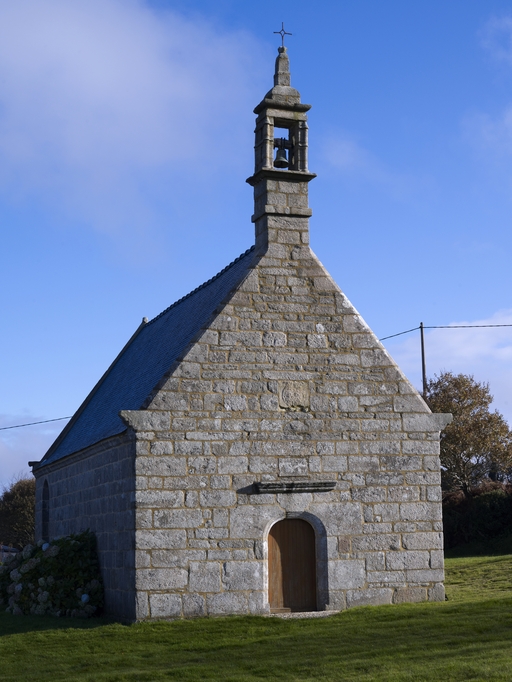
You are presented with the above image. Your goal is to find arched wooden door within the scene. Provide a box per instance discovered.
[268,518,317,612]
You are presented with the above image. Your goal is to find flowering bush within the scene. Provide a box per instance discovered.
[0,530,103,618]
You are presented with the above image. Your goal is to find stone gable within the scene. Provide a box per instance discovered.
[121,231,449,619]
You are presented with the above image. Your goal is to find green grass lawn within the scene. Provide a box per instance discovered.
[2,552,512,682]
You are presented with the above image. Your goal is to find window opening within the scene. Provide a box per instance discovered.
[42,480,49,542]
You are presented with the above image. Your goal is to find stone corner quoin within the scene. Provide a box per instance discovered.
[31,44,451,621]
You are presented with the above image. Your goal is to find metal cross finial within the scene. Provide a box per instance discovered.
[274,22,292,48]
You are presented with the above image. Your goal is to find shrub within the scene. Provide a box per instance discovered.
[0,478,35,549]
[0,530,103,617]
[443,483,512,548]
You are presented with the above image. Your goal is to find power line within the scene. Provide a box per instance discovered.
[380,321,512,400]
[2,323,512,432]
[379,326,419,341]
[380,323,512,341]
[425,324,512,330]
[0,416,72,432]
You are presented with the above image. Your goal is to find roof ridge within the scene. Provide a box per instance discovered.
[36,317,149,468]
[38,243,257,466]
[147,245,255,326]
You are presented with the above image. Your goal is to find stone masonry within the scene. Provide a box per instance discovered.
[33,45,451,620]
[34,434,136,620]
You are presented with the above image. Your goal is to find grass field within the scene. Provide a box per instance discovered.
[2,549,512,681]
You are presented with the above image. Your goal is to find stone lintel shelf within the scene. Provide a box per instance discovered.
[254,481,336,494]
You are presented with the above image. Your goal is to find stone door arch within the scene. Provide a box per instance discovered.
[268,518,317,613]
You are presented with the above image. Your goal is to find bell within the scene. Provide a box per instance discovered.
[274,148,289,168]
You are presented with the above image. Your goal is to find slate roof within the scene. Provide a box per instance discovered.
[40,246,256,467]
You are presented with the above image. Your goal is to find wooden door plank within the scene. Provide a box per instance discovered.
[268,525,283,610]
[269,519,317,613]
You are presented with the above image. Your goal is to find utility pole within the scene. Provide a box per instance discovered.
[420,322,427,400]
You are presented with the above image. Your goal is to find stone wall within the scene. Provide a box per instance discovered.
[122,220,449,619]
[34,434,136,620]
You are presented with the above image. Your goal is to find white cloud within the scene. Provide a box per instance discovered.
[321,133,417,199]
[464,108,512,160]
[384,310,512,424]
[465,16,512,168]
[480,15,512,65]
[0,414,68,490]
[0,0,263,245]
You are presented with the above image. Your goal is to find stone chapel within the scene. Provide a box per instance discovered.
[31,46,451,621]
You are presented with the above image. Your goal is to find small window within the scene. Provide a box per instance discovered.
[42,480,49,542]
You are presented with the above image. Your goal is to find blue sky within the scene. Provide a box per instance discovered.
[1,0,512,487]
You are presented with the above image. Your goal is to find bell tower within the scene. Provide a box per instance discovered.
[247,45,316,255]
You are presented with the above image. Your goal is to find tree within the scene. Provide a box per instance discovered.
[426,372,512,496]
[0,477,35,549]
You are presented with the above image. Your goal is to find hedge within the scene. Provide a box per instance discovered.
[0,530,103,617]
[443,483,512,548]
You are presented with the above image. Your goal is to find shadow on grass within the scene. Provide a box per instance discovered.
[0,610,122,637]
[4,601,512,681]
